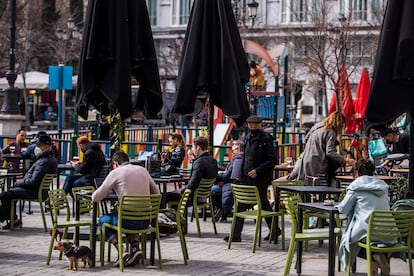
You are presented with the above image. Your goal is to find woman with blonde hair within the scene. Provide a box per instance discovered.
[288,111,348,186]
[159,132,186,176]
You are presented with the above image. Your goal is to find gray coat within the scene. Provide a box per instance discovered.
[337,176,394,269]
[291,122,344,184]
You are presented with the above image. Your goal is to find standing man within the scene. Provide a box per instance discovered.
[0,135,57,229]
[63,136,106,195]
[92,151,160,267]
[224,115,278,242]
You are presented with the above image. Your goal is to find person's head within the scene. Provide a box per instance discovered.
[382,128,398,144]
[16,129,27,143]
[249,60,257,69]
[192,136,209,157]
[246,115,263,136]
[76,136,90,153]
[168,132,185,147]
[111,151,130,169]
[35,135,52,156]
[323,111,346,136]
[232,140,244,155]
[352,158,375,178]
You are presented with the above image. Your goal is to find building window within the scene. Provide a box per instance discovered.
[172,0,192,26]
[281,0,320,23]
[346,40,372,66]
[147,0,157,26]
[340,0,367,21]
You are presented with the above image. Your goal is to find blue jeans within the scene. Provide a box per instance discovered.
[98,212,150,241]
[63,174,89,195]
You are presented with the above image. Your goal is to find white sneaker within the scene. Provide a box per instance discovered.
[113,252,129,267]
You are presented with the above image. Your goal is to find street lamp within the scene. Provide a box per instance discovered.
[247,0,259,26]
[338,13,347,64]
[1,0,19,114]
[55,17,82,130]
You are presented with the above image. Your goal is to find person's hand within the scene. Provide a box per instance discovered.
[248,169,257,178]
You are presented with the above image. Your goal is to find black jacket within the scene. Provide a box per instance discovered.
[14,150,57,191]
[242,131,277,188]
[186,152,218,191]
[21,143,60,167]
[75,143,106,182]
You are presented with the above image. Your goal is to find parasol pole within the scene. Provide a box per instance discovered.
[408,109,414,198]
[208,96,214,156]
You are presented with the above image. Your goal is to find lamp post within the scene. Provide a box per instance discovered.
[247,0,259,26]
[55,17,82,130]
[0,0,25,135]
[338,13,347,65]
[1,0,19,114]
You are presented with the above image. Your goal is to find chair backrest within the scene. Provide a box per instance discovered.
[48,188,71,224]
[177,189,192,220]
[231,184,261,210]
[71,186,96,214]
[118,194,162,226]
[283,196,303,234]
[193,178,215,201]
[272,180,304,206]
[367,210,414,246]
[38,173,55,201]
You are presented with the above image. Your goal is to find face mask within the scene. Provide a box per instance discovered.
[250,129,260,136]
[34,146,43,157]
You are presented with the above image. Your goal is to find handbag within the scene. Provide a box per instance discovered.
[368,138,388,157]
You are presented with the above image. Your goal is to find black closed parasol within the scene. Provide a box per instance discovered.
[76,0,163,120]
[172,0,250,127]
[364,0,414,196]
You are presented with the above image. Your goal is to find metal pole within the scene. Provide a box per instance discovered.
[1,0,20,114]
[58,65,63,139]
[408,109,414,198]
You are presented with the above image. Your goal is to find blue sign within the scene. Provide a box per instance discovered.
[48,66,73,90]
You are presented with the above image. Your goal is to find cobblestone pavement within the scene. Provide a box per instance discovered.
[0,194,410,275]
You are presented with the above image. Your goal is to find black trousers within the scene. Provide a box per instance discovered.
[0,187,38,222]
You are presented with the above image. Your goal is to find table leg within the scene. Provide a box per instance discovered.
[328,211,335,276]
[75,198,80,246]
[297,206,303,275]
[91,201,97,267]
[161,182,167,209]
[274,187,280,244]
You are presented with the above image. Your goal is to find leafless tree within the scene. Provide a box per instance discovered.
[280,1,384,116]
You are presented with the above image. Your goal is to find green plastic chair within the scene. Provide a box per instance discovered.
[71,186,98,216]
[192,178,217,237]
[228,184,284,253]
[11,173,54,232]
[99,194,162,271]
[272,180,304,250]
[345,210,414,276]
[283,197,342,276]
[46,188,92,265]
[159,189,191,264]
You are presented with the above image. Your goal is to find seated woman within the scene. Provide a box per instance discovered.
[158,132,185,176]
[338,159,394,276]
[211,141,244,222]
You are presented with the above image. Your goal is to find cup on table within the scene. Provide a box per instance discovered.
[73,156,79,162]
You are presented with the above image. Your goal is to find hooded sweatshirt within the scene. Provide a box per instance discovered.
[337,175,394,269]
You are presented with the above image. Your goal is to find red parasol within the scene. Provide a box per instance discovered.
[328,92,337,115]
[353,68,371,133]
[329,65,355,134]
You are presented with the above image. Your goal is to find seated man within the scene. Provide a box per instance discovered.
[92,151,160,267]
[166,136,218,205]
[211,141,244,222]
[338,159,395,276]
[21,131,60,168]
[63,136,106,196]
[0,135,57,229]
[2,128,29,171]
